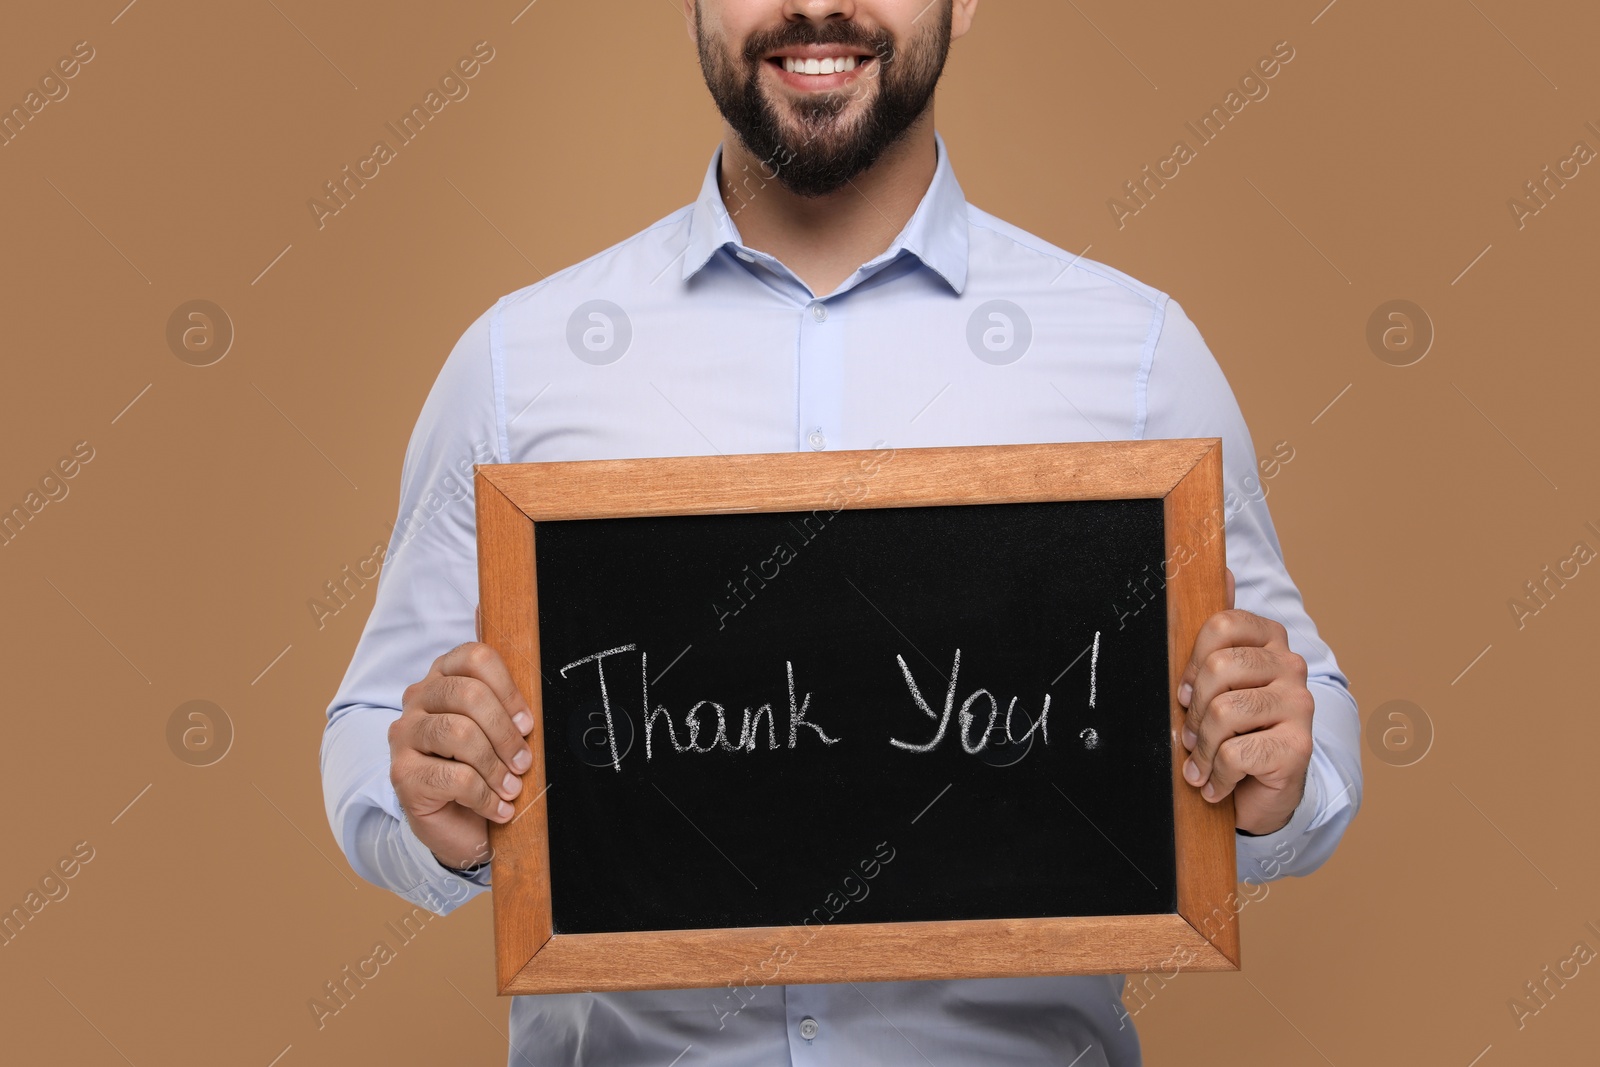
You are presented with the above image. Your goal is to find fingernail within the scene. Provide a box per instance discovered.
[501,772,521,797]
[512,748,532,773]
[514,711,534,733]
[1183,757,1203,785]
[496,800,514,820]
[1178,682,1192,707]
[1182,725,1196,749]
[1202,783,1217,802]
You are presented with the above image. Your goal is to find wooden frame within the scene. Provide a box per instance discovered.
[475,438,1236,995]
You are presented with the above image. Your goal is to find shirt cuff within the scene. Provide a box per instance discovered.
[1233,763,1322,883]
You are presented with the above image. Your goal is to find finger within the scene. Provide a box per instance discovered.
[1185,676,1312,790]
[1177,609,1289,708]
[1184,680,1273,788]
[431,641,534,729]
[1225,567,1235,610]
[1184,643,1302,749]
[409,648,534,775]
[393,751,515,824]
[1200,724,1310,803]
[405,707,522,804]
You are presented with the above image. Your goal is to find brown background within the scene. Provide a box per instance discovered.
[3,0,1596,1063]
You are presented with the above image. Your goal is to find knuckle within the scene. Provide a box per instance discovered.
[1284,651,1308,681]
[444,672,489,710]
[419,758,464,797]
[388,752,411,792]
[462,770,495,812]
[416,712,442,749]
[1218,687,1261,723]
[1223,733,1265,774]
[1287,727,1314,763]
[420,712,462,752]
[436,673,465,703]
[1210,690,1238,723]
[463,642,496,672]
[393,753,437,802]
[1212,737,1242,778]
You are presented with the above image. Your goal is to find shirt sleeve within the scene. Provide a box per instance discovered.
[318,301,504,915]
[1139,297,1363,884]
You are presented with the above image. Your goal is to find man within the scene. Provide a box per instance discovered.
[320,1,1363,1063]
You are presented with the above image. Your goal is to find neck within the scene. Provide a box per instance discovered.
[717,115,939,296]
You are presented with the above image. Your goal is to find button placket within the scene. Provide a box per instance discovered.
[796,299,843,454]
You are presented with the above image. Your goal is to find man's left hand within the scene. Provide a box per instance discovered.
[1177,567,1315,835]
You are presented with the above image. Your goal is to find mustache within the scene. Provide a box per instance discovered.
[740,21,895,63]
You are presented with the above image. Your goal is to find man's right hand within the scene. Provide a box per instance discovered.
[388,640,534,871]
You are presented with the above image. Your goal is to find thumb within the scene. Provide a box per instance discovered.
[1225,566,1235,610]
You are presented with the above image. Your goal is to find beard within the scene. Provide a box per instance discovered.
[695,2,953,197]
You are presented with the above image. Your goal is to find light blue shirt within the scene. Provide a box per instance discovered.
[321,132,1362,1066]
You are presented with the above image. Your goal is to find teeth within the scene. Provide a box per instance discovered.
[782,55,858,75]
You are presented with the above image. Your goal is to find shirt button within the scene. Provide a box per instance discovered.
[807,430,827,451]
[810,302,828,322]
[799,1016,819,1041]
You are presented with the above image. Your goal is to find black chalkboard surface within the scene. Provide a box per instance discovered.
[537,499,1175,934]
[476,440,1237,995]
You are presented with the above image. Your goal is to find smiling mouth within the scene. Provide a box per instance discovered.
[766,54,875,77]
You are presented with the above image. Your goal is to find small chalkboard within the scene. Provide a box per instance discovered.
[476,440,1236,995]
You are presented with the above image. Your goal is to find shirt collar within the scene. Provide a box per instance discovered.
[682,130,969,296]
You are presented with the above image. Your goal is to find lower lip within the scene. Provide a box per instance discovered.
[767,57,873,92]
